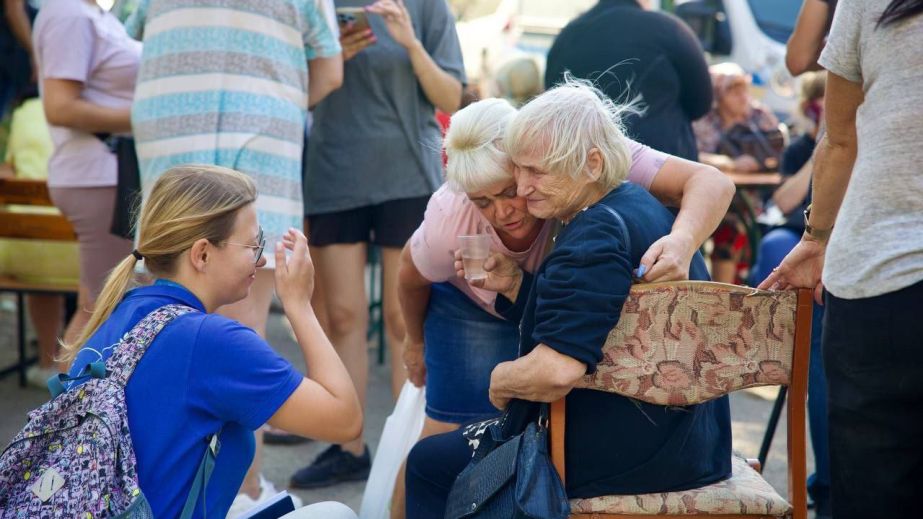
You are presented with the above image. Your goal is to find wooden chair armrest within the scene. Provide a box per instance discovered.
[551,397,567,486]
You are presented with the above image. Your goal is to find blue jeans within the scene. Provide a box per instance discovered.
[753,228,830,514]
[423,283,519,423]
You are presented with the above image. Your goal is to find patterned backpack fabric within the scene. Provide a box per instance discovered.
[0,304,196,518]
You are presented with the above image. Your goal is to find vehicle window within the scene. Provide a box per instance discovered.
[747,0,801,43]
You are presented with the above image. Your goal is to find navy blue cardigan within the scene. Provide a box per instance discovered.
[497,183,732,497]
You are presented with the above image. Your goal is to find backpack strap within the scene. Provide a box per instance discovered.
[106,304,196,387]
[180,429,222,519]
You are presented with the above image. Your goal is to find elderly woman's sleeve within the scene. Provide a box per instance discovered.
[531,209,633,372]
[495,271,535,322]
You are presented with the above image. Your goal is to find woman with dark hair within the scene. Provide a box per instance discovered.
[760,1,923,517]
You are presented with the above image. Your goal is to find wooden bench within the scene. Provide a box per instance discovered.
[0,178,78,387]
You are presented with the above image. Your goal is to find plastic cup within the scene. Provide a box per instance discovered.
[458,234,492,281]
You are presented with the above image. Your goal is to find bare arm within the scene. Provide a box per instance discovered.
[41,79,132,134]
[756,72,863,302]
[639,157,735,282]
[786,0,830,76]
[405,38,463,114]
[807,72,862,229]
[397,242,431,387]
[4,0,32,55]
[366,0,463,114]
[267,230,362,443]
[772,157,814,214]
[488,344,586,410]
[307,54,343,108]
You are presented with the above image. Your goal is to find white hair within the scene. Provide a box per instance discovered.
[505,76,641,190]
[444,98,517,193]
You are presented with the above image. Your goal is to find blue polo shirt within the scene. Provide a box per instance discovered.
[69,280,303,518]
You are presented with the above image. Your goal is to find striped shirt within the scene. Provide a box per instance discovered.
[126,0,340,265]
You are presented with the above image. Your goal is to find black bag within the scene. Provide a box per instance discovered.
[98,134,142,240]
[445,401,570,519]
[717,121,784,171]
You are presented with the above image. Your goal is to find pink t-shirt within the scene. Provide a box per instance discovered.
[410,138,668,317]
[33,0,142,188]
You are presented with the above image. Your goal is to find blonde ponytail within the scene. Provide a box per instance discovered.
[60,165,256,362]
[61,254,140,362]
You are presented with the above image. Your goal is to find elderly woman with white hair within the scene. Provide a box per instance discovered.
[403,81,733,517]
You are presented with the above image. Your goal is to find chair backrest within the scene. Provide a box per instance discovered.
[0,178,76,241]
[575,281,804,405]
[549,282,813,519]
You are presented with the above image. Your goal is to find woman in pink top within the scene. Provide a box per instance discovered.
[390,98,734,517]
[32,0,140,354]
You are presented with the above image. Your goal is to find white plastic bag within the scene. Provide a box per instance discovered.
[358,382,426,519]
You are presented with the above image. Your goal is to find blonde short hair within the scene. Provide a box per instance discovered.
[444,98,517,193]
[505,76,637,190]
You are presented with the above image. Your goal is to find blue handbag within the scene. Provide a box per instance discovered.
[445,401,570,519]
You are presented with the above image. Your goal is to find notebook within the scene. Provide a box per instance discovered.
[236,491,296,519]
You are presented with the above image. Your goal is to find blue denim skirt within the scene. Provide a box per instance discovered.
[423,283,519,423]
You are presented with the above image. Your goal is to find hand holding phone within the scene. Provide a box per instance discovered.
[336,6,376,60]
[336,7,370,33]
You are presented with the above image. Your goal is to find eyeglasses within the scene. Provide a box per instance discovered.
[223,227,265,264]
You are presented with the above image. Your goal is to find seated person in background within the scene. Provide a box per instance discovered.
[751,70,831,518]
[694,63,783,173]
[693,62,782,284]
[63,165,361,518]
[404,79,731,517]
[0,87,77,386]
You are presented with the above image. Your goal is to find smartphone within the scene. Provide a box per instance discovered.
[336,7,371,33]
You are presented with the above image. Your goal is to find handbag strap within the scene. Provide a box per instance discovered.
[596,203,632,256]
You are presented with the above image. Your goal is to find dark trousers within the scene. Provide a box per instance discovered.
[405,427,472,519]
[823,280,923,519]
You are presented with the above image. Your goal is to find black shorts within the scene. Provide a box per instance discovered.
[307,196,430,248]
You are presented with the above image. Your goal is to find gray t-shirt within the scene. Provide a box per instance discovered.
[304,0,465,214]
[818,0,923,299]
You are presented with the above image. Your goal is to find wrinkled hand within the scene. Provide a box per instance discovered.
[340,22,376,61]
[402,337,426,388]
[274,228,316,312]
[638,231,695,282]
[488,345,586,411]
[365,0,416,49]
[756,237,826,304]
[733,154,761,172]
[454,250,523,301]
[488,360,515,411]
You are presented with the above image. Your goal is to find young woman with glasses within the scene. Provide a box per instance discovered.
[60,165,362,518]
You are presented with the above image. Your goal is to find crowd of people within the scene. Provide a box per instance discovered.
[0,0,920,518]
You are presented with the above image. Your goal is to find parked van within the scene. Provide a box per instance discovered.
[672,0,803,118]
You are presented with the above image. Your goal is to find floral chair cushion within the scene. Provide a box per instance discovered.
[576,282,798,406]
[570,456,792,516]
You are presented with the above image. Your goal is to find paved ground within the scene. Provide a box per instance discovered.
[0,294,820,516]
